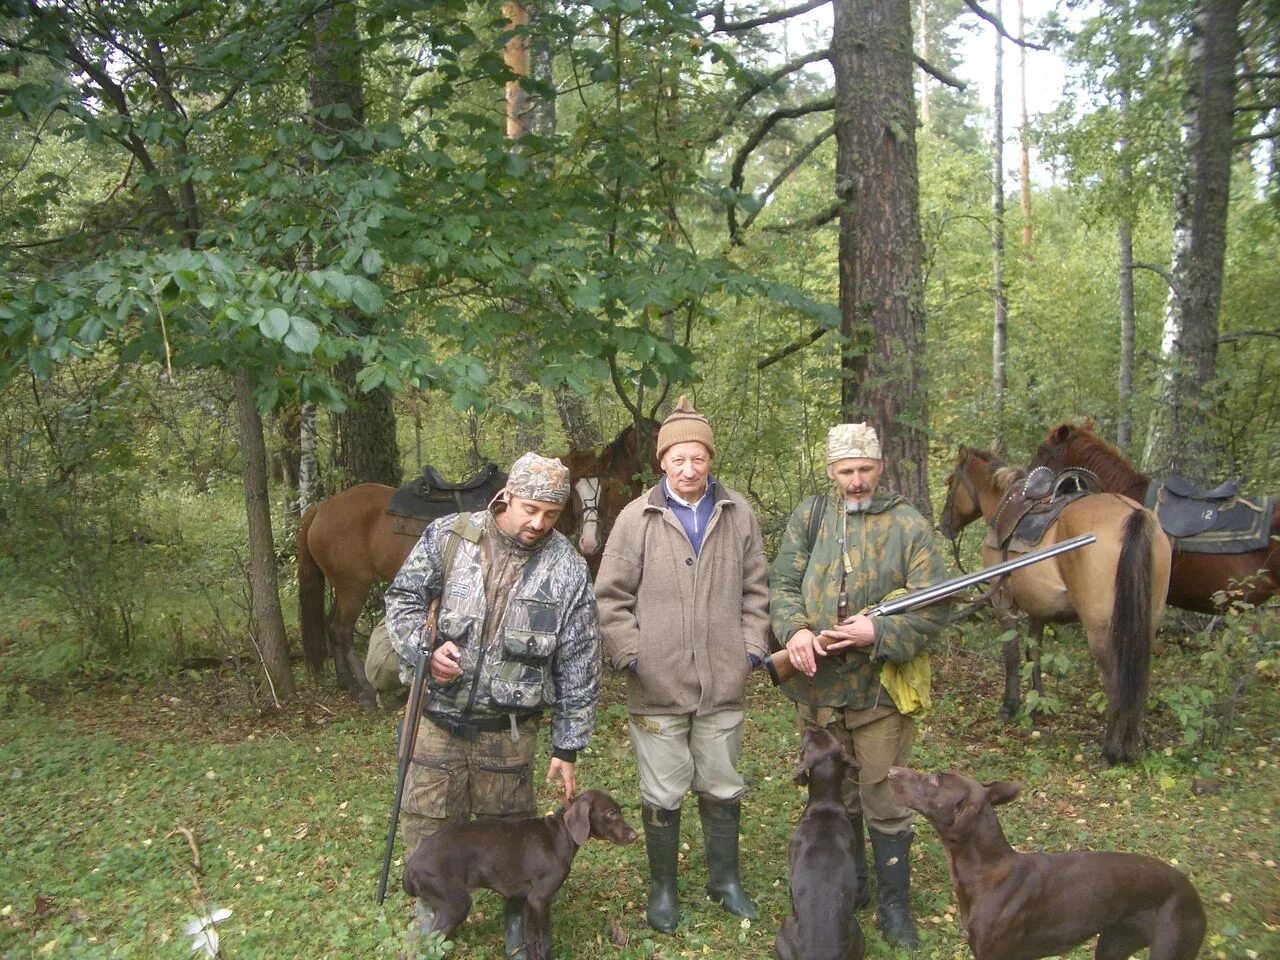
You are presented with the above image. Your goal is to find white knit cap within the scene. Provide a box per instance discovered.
[826,422,882,462]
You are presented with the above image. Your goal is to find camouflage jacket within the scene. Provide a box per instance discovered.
[769,488,947,710]
[384,510,602,757]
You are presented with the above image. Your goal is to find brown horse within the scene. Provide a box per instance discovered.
[1031,422,1280,613]
[297,424,654,703]
[559,422,657,576]
[940,447,1172,765]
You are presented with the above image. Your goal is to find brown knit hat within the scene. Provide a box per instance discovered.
[657,395,715,461]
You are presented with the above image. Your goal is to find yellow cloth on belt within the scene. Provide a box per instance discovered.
[869,589,931,716]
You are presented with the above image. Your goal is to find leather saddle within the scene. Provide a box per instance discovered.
[987,467,1101,554]
[1145,475,1272,550]
[386,463,506,537]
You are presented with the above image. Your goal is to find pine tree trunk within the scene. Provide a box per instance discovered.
[312,2,402,488]
[1144,0,1240,482]
[832,0,932,514]
[991,1,1008,442]
[234,369,294,702]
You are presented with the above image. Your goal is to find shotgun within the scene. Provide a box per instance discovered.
[764,533,1097,685]
[375,597,440,905]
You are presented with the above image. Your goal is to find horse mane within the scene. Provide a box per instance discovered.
[1046,424,1150,490]
[967,447,1026,494]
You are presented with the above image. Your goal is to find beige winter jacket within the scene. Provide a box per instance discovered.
[597,482,771,716]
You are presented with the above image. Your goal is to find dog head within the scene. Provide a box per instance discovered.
[563,789,639,848]
[886,767,1020,839]
[793,723,859,787]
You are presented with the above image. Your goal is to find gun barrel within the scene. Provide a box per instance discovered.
[764,533,1096,686]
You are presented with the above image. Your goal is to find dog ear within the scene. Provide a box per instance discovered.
[984,780,1021,806]
[565,795,592,846]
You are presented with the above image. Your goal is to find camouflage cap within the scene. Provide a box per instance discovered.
[505,452,571,504]
[826,422,882,462]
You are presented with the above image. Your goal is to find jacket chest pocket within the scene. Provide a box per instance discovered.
[493,598,559,708]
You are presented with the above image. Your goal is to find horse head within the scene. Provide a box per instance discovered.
[940,447,984,541]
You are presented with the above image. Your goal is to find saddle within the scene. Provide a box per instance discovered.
[386,463,505,537]
[1144,475,1272,552]
[985,467,1101,555]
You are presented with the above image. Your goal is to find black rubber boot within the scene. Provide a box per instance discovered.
[502,897,526,960]
[643,802,682,933]
[850,814,872,910]
[697,796,758,920]
[870,828,920,950]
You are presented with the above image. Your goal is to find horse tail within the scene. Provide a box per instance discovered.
[297,504,328,679]
[1110,507,1156,727]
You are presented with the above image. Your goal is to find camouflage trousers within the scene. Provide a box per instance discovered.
[794,703,915,834]
[400,712,541,858]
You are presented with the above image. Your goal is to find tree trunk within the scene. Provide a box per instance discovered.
[1143,0,1240,482]
[298,401,319,513]
[234,369,294,702]
[991,1,1008,443]
[1116,84,1136,452]
[832,0,931,514]
[918,0,930,130]
[1017,0,1033,249]
[311,2,402,488]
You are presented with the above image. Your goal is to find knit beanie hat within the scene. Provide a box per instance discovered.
[657,395,716,461]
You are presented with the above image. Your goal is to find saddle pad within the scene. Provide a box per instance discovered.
[387,463,505,521]
[1145,486,1274,554]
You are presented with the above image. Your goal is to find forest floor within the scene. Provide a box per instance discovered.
[2,615,1277,960]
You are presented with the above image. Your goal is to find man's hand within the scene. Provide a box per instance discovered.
[429,641,463,683]
[818,614,876,650]
[547,758,576,800]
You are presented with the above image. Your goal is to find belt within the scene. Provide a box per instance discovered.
[424,711,533,741]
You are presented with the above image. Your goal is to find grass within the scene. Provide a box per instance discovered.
[1,621,1277,960]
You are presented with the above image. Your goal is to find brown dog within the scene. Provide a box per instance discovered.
[887,767,1205,960]
[775,725,865,960]
[403,789,638,960]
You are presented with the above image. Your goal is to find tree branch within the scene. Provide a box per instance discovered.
[761,201,841,233]
[756,325,832,369]
[915,54,967,90]
[961,0,1049,50]
[1219,328,1280,343]
[1131,260,1178,293]
[740,124,835,233]
[728,96,835,242]
[701,0,830,33]
[1234,125,1278,146]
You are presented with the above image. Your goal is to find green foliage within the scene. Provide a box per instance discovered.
[1160,596,1280,750]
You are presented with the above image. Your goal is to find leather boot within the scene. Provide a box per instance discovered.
[502,897,526,960]
[849,814,872,910]
[870,828,919,950]
[697,796,758,920]
[643,802,681,933]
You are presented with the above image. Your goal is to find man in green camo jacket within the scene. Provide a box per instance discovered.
[769,422,947,952]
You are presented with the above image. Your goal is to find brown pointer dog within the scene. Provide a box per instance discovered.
[403,789,638,960]
[887,767,1205,960]
[774,725,865,960]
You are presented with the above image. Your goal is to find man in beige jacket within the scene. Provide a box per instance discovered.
[596,397,771,933]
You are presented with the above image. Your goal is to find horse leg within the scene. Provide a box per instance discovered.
[327,587,378,708]
[1027,620,1045,718]
[997,607,1022,722]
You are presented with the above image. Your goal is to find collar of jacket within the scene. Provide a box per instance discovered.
[643,478,727,512]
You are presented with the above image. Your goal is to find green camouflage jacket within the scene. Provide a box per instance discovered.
[769,488,947,710]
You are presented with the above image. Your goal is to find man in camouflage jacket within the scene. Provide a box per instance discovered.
[384,452,601,949]
[769,423,946,952]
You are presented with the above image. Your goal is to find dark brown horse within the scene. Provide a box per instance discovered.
[297,424,654,703]
[940,447,1172,764]
[1031,422,1280,613]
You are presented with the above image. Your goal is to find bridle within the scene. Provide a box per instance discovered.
[941,450,982,574]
